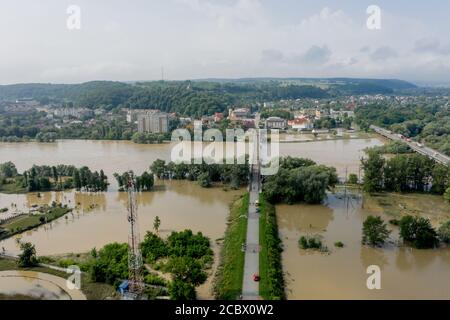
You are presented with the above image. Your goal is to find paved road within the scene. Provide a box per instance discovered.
[242,135,261,300]
[371,125,450,166]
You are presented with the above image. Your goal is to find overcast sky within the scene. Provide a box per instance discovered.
[1,0,450,84]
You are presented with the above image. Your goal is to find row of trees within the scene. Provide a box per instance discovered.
[362,215,450,249]
[150,159,249,189]
[263,157,339,204]
[0,162,109,192]
[362,150,449,195]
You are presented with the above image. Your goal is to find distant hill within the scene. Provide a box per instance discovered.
[0,77,417,117]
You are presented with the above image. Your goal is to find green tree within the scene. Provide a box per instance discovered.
[362,151,385,192]
[150,160,167,179]
[17,242,38,267]
[348,173,359,185]
[0,162,18,178]
[153,216,161,234]
[444,187,450,204]
[168,279,196,300]
[438,220,450,244]
[140,232,167,263]
[399,216,439,249]
[197,172,212,188]
[89,243,129,286]
[362,216,391,247]
[165,256,207,286]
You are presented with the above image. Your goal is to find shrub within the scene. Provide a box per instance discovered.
[399,216,439,249]
[438,220,450,244]
[168,279,196,300]
[299,235,326,250]
[334,241,344,248]
[348,174,358,185]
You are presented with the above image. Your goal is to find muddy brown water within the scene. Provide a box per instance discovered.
[0,138,384,299]
[277,193,450,300]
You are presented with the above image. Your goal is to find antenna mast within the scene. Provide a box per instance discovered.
[126,171,144,298]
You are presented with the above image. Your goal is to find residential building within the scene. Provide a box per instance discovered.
[288,117,313,131]
[137,112,169,133]
[228,108,250,121]
[265,116,287,130]
[214,112,224,122]
[53,108,94,119]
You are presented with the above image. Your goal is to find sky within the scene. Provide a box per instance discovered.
[1,0,450,84]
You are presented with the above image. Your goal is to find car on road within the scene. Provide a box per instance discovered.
[253,274,260,282]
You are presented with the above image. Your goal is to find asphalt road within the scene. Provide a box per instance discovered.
[370,125,450,165]
[242,166,260,300]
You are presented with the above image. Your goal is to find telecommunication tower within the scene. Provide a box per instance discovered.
[126,171,145,298]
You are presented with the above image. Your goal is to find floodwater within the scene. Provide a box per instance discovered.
[0,270,77,300]
[277,193,450,300]
[0,138,383,180]
[0,138,383,298]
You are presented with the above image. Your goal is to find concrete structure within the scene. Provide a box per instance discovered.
[265,116,287,130]
[137,112,168,133]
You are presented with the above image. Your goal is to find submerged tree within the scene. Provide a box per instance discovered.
[362,216,391,247]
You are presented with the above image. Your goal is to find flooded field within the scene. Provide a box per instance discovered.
[277,193,450,300]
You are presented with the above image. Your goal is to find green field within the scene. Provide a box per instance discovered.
[259,194,285,300]
[213,194,249,300]
[0,206,72,241]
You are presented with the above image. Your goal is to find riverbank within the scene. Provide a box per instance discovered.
[213,194,249,300]
[0,206,72,241]
[259,194,285,300]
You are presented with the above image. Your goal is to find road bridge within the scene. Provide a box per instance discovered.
[370,125,450,166]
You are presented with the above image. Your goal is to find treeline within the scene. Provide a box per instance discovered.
[0,162,109,192]
[131,132,170,144]
[362,150,449,195]
[113,171,154,192]
[263,157,339,204]
[150,159,249,189]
